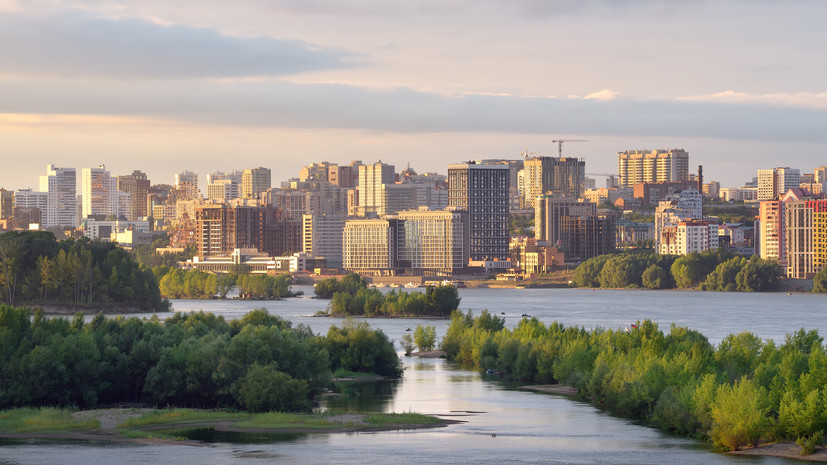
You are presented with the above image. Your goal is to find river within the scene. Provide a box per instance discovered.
[1,287,822,464]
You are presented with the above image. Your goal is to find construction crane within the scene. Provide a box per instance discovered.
[520,148,546,159]
[551,139,587,158]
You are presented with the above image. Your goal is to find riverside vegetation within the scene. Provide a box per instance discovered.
[315,273,461,317]
[441,310,827,452]
[571,249,782,292]
[153,266,301,300]
[0,231,165,310]
[0,306,401,412]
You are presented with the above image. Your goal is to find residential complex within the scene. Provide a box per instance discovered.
[617,149,690,188]
[448,162,510,261]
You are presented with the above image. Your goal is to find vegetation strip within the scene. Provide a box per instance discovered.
[441,310,827,454]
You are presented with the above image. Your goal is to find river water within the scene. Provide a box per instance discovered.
[1,287,822,464]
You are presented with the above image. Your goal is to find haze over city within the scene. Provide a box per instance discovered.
[1,0,826,189]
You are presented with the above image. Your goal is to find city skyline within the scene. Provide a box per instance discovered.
[1,1,826,189]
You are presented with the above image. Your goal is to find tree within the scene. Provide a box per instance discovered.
[236,363,310,412]
[641,264,670,289]
[413,324,437,352]
[814,268,827,293]
[709,377,772,450]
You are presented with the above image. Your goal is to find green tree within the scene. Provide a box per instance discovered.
[641,264,670,289]
[235,363,310,412]
[709,377,772,450]
[814,268,827,293]
[413,324,437,352]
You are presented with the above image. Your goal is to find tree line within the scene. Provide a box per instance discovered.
[571,249,782,292]
[0,231,165,310]
[440,311,827,452]
[0,306,401,412]
[315,274,461,317]
[153,266,301,300]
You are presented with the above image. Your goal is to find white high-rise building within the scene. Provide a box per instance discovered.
[757,167,801,200]
[39,164,77,228]
[82,165,120,218]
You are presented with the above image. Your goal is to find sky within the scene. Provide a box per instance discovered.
[1,0,826,191]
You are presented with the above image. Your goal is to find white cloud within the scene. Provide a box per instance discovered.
[584,89,620,101]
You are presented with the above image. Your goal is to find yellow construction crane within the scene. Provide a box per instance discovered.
[551,139,587,158]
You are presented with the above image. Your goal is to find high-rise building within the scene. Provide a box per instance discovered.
[396,209,469,274]
[207,179,239,202]
[0,189,13,220]
[758,200,783,263]
[82,165,121,219]
[448,162,510,261]
[194,204,300,257]
[342,218,398,272]
[654,189,703,252]
[757,167,801,200]
[242,167,271,199]
[117,170,150,220]
[535,195,597,246]
[206,170,243,185]
[38,165,77,228]
[658,220,719,256]
[522,157,586,209]
[300,162,333,183]
[617,149,690,188]
[357,161,395,216]
[302,214,346,269]
[13,189,48,221]
[785,201,814,279]
[175,170,198,190]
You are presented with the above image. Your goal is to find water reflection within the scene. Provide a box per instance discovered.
[323,379,401,413]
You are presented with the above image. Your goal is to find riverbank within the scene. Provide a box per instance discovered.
[24,303,166,315]
[730,442,827,462]
[0,408,459,445]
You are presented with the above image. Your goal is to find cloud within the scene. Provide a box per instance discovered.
[0,10,360,79]
[584,89,620,101]
[0,79,826,144]
[679,90,827,110]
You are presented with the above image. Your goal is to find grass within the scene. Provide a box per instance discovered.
[0,408,99,433]
[363,412,442,426]
[117,409,248,429]
[235,411,341,429]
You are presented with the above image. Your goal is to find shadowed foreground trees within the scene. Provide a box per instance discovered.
[0,306,401,412]
[441,312,827,451]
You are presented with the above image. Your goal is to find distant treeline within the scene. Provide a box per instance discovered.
[0,306,401,412]
[441,311,827,451]
[154,267,301,300]
[315,273,460,317]
[571,249,782,292]
[0,231,165,310]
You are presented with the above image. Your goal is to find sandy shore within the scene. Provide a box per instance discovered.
[410,350,448,358]
[730,442,827,462]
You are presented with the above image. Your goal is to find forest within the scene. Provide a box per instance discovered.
[0,306,401,412]
[440,311,826,452]
[315,274,461,317]
[571,249,782,292]
[0,231,166,310]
